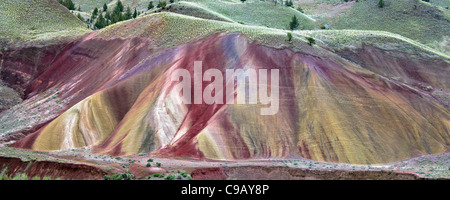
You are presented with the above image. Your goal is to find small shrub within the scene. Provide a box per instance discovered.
[165,174,175,180]
[286,32,292,42]
[305,36,315,46]
[76,13,84,21]
[121,172,133,180]
[111,174,123,180]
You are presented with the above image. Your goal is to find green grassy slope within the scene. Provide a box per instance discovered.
[98,11,448,61]
[99,12,311,49]
[143,0,316,30]
[304,30,450,59]
[329,0,450,54]
[160,1,236,23]
[427,0,450,8]
[0,0,90,44]
[72,0,112,12]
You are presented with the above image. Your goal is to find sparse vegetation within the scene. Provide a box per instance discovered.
[0,0,90,44]
[165,174,175,180]
[330,0,450,54]
[104,172,133,180]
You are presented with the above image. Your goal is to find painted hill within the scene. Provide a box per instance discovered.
[1,12,448,164]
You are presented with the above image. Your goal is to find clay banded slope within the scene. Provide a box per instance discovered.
[6,13,450,164]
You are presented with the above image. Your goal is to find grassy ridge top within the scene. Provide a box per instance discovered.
[427,0,450,8]
[71,0,316,30]
[98,12,307,48]
[305,30,450,60]
[163,0,316,30]
[330,0,450,53]
[98,11,449,61]
[0,0,90,44]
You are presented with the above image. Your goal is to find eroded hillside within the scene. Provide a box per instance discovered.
[0,12,447,164]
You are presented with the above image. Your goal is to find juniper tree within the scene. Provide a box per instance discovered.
[289,15,299,30]
[105,11,111,20]
[111,5,123,24]
[157,1,167,9]
[124,6,132,20]
[117,0,124,12]
[92,7,99,18]
[94,13,107,29]
[76,13,84,21]
[378,0,385,8]
[103,3,108,12]
[148,1,154,10]
[133,8,138,18]
[285,0,293,7]
[62,0,75,10]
